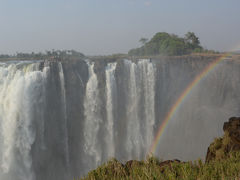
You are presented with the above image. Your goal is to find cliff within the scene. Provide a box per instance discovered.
[206,117,240,162]
[2,55,240,180]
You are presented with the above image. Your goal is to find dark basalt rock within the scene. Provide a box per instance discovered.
[223,117,240,144]
[206,117,240,162]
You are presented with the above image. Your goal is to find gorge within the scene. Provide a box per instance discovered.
[0,55,240,179]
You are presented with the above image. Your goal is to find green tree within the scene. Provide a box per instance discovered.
[139,38,148,45]
[184,32,200,48]
[128,31,203,56]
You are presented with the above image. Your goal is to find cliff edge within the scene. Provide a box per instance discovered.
[206,117,240,162]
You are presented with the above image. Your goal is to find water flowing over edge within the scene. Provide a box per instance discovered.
[0,58,239,179]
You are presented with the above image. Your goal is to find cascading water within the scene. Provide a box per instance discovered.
[0,61,49,180]
[83,62,102,168]
[105,63,117,158]
[138,60,156,153]
[122,59,156,160]
[0,57,240,179]
[58,62,70,171]
[124,60,142,160]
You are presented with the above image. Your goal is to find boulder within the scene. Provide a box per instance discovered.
[206,117,240,162]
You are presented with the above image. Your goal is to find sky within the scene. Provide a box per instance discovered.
[0,0,239,55]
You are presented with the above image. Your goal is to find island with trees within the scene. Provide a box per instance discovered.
[128,32,218,56]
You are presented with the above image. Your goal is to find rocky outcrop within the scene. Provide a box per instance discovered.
[124,158,182,174]
[223,117,240,144]
[206,117,240,162]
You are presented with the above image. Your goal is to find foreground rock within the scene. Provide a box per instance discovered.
[206,117,240,162]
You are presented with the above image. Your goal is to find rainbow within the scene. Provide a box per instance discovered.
[148,53,232,156]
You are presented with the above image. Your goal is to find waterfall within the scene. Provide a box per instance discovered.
[0,61,49,180]
[0,57,240,179]
[105,63,117,157]
[58,62,70,171]
[124,60,142,159]
[138,60,156,153]
[83,62,102,167]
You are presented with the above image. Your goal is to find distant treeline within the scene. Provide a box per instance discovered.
[0,50,85,60]
[129,32,219,56]
[0,34,221,60]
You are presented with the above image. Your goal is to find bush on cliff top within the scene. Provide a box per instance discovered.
[80,152,240,180]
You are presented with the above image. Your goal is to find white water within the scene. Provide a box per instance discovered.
[58,62,70,171]
[83,62,102,167]
[122,59,156,159]
[105,63,117,157]
[124,60,142,159]
[0,60,157,179]
[138,60,156,153]
[0,58,240,179]
[0,62,49,180]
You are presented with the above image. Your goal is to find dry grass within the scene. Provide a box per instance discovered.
[80,152,240,180]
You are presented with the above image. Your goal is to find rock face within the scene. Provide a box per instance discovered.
[223,117,240,144]
[206,117,240,162]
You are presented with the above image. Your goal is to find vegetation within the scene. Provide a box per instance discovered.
[129,32,210,56]
[0,49,84,60]
[80,117,240,180]
[81,153,240,180]
[139,38,148,45]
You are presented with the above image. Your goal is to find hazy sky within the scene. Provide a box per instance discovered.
[0,0,239,55]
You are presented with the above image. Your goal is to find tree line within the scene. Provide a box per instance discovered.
[128,32,217,56]
[0,50,85,60]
